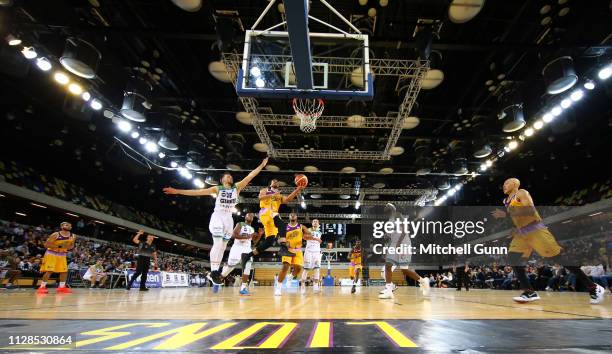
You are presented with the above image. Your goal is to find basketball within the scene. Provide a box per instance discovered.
[294,174,308,187]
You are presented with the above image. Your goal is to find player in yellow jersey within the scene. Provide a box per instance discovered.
[241,179,304,269]
[348,240,363,294]
[274,212,310,296]
[37,222,76,294]
[492,178,605,304]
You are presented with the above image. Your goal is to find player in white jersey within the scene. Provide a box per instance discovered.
[300,219,323,293]
[163,157,268,286]
[220,213,260,295]
[379,203,430,299]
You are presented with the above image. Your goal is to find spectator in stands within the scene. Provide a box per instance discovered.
[83,259,108,288]
[0,249,22,289]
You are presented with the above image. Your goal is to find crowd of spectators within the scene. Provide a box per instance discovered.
[1,220,207,289]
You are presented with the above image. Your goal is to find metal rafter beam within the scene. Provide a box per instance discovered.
[239,198,420,206]
[240,186,435,195]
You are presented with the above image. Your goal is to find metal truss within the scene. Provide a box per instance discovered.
[241,186,435,195]
[222,51,428,160]
[280,213,362,219]
[240,198,419,206]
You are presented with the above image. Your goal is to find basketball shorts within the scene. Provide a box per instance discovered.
[209,211,234,240]
[281,249,303,266]
[41,250,68,273]
[509,226,562,258]
[259,209,278,238]
[303,250,322,269]
[227,242,252,267]
[386,251,412,269]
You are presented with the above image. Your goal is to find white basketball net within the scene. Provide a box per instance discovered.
[292,98,325,133]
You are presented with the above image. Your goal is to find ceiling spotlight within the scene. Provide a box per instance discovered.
[473,144,492,158]
[447,188,456,196]
[598,66,611,80]
[551,106,562,116]
[178,168,193,180]
[139,137,148,145]
[500,104,526,132]
[300,201,307,209]
[21,46,37,59]
[170,161,178,168]
[117,120,132,133]
[479,163,488,171]
[485,160,493,167]
[158,152,166,159]
[255,78,265,88]
[542,56,577,94]
[355,201,361,209]
[35,57,52,71]
[6,34,21,46]
[185,161,201,170]
[120,78,151,122]
[158,134,179,151]
[250,66,261,77]
[81,91,91,101]
[130,131,140,139]
[90,99,102,110]
[583,80,595,90]
[524,127,534,137]
[53,71,70,85]
[570,89,583,102]
[145,141,159,153]
[542,113,553,123]
[533,120,544,130]
[60,37,101,79]
[508,140,518,150]
[68,83,83,95]
[193,178,205,188]
[560,99,571,109]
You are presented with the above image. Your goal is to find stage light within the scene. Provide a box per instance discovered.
[250,66,261,77]
[524,127,534,137]
[479,163,487,171]
[542,56,577,94]
[300,201,307,209]
[60,38,101,79]
[560,99,571,109]
[178,168,193,180]
[508,140,518,150]
[120,77,151,122]
[81,91,91,101]
[570,89,583,101]
[355,201,361,209]
[598,66,611,80]
[533,120,544,130]
[193,178,204,188]
[6,34,21,46]
[138,137,147,145]
[542,113,554,123]
[145,141,158,153]
[68,83,83,95]
[90,99,102,110]
[485,160,493,167]
[453,184,463,192]
[130,131,140,139]
[551,106,562,116]
[583,80,595,90]
[255,78,265,88]
[158,152,166,159]
[170,161,178,168]
[447,188,456,196]
[117,120,132,132]
[21,46,37,59]
[35,57,52,71]
[53,71,70,85]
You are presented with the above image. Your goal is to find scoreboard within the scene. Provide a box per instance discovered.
[322,223,346,236]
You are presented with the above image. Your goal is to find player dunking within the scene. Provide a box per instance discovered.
[379,203,430,299]
[240,179,304,269]
[492,178,605,304]
[348,239,363,294]
[275,212,310,296]
[37,222,76,294]
[163,157,268,286]
[219,213,260,295]
[300,219,323,293]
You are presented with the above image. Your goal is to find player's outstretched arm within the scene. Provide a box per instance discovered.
[43,233,58,249]
[236,157,268,191]
[132,230,144,245]
[282,185,304,204]
[163,186,218,197]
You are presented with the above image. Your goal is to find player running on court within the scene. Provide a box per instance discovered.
[348,239,363,294]
[275,212,310,297]
[163,157,268,286]
[492,177,605,304]
[219,213,260,295]
[300,218,323,294]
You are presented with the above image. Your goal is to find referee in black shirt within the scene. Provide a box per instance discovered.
[126,230,158,291]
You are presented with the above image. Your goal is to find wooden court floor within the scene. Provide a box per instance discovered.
[0,287,611,352]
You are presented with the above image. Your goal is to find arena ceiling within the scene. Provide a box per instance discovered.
[0,0,611,228]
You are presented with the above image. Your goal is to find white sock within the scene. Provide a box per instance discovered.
[385,283,394,290]
[59,282,66,287]
[40,281,47,288]
[314,268,320,282]
[209,237,227,272]
[210,262,221,272]
[301,270,308,282]
[221,265,233,278]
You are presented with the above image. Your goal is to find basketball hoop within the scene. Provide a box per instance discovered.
[292,98,324,133]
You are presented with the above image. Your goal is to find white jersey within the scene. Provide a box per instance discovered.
[305,228,322,252]
[234,222,255,248]
[214,184,239,214]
